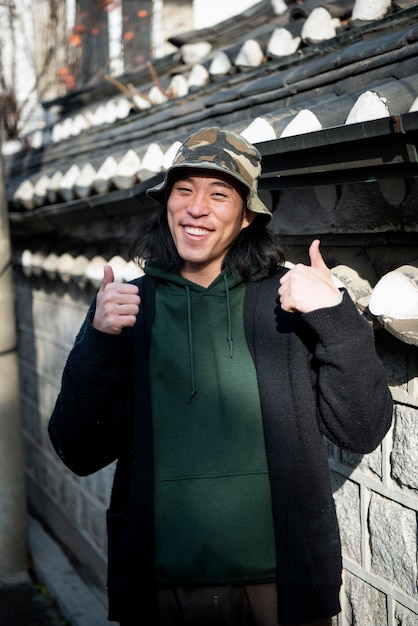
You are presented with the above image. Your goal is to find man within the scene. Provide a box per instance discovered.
[48,127,392,626]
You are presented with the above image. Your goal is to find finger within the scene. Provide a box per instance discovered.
[309,239,328,269]
[99,265,115,292]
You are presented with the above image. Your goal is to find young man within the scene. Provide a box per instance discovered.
[48,127,393,626]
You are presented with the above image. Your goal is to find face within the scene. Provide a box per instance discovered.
[166,170,255,286]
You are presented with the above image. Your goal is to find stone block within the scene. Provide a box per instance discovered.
[391,405,418,492]
[394,602,418,625]
[331,474,361,563]
[369,493,417,598]
[342,569,387,625]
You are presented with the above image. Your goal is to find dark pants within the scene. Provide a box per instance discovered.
[154,583,333,626]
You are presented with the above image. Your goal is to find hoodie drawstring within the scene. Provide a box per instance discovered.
[223,274,233,358]
[185,285,197,402]
[185,275,233,402]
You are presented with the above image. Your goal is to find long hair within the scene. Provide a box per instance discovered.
[129,208,285,281]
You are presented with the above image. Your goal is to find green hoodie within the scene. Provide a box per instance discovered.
[146,264,276,585]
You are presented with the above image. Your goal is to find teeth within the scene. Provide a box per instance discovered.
[185,226,209,236]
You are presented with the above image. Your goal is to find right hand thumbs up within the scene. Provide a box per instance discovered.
[279,240,341,313]
[99,264,115,291]
[93,265,141,335]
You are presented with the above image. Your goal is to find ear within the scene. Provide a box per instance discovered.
[242,208,256,229]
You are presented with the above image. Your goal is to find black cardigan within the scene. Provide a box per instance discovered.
[49,270,393,625]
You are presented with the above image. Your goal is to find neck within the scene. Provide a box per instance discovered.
[180,266,221,288]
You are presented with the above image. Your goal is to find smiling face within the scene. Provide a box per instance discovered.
[166,169,255,286]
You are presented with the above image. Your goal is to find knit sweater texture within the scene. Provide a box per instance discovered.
[48,268,393,625]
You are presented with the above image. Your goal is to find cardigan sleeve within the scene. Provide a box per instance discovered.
[301,290,393,453]
[48,302,133,476]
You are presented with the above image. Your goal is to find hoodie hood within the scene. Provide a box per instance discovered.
[145,264,245,400]
[144,262,244,290]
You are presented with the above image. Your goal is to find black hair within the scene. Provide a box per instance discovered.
[129,208,285,281]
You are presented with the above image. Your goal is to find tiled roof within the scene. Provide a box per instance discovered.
[5,0,418,344]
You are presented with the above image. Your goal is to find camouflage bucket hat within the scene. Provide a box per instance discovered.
[146,127,272,220]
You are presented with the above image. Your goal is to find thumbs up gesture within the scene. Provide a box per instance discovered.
[278,240,342,313]
[93,265,141,334]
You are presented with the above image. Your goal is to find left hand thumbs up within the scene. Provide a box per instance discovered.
[309,238,328,269]
[279,239,342,313]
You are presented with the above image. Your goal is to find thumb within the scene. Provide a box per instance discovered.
[309,239,328,269]
[99,264,115,291]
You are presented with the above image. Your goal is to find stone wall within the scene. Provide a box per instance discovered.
[330,329,418,625]
[16,274,112,581]
[14,259,418,624]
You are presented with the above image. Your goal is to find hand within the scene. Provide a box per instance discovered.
[93,265,140,334]
[278,239,342,313]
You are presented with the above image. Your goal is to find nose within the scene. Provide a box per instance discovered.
[186,190,209,217]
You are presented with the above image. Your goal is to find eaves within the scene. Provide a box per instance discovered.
[258,110,418,188]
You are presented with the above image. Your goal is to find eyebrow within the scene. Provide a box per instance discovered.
[174,176,234,191]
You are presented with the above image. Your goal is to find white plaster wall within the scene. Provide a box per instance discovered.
[193,0,259,28]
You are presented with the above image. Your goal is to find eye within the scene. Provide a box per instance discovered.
[173,182,192,194]
[211,185,233,199]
